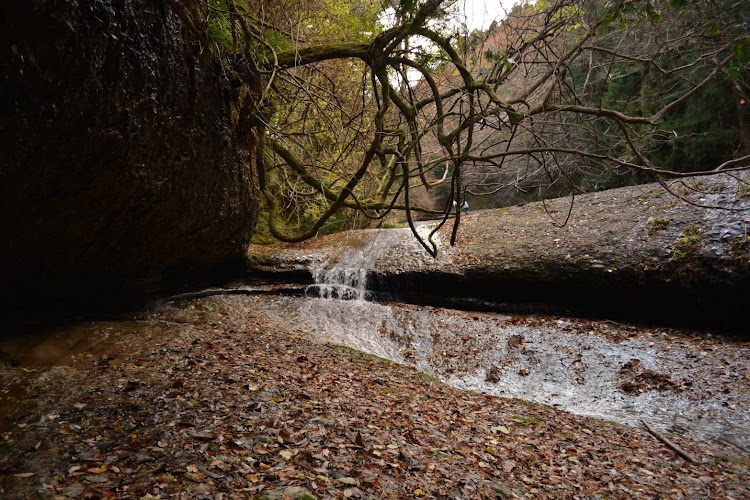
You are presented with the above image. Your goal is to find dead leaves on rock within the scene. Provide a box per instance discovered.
[0,296,747,499]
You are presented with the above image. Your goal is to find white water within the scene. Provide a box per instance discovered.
[308,244,377,301]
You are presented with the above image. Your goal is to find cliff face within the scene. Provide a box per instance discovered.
[1,0,259,304]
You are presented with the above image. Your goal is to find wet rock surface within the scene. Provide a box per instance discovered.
[1,294,748,498]
[1,0,258,307]
[248,173,750,329]
[255,295,749,455]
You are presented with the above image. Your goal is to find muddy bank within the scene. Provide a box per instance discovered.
[1,294,748,498]
[1,0,259,310]
[248,174,750,329]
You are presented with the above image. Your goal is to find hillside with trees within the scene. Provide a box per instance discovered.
[206,0,749,255]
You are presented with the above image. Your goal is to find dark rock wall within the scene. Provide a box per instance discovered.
[1,0,259,305]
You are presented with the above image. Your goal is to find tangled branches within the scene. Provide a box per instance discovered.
[169,0,750,255]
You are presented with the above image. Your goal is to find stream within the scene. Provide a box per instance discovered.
[1,227,748,460]
[243,227,750,457]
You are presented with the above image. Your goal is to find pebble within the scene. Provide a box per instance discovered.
[62,483,84,497]
[83,474,108,484]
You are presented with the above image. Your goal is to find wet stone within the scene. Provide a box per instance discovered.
[83,474,108,484]
[62,483,84,497]
[259,486,317,500]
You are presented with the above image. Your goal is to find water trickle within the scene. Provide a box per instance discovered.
[308,235,381,301]
[307,223,453,300]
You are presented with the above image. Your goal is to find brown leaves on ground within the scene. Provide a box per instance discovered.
[0,296,748,499]
[618,359,680,394]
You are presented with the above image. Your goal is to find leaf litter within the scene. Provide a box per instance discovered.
[0,294,748,499]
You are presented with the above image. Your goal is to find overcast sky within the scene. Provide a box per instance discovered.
[453,0,519,31]
[381,0,520,33]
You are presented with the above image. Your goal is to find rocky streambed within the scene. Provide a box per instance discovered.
[1,175,749,497]
[248,173,750,330]
[250,295,749,454]
[1,292,749,499]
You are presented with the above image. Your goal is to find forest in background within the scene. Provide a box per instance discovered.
[163,0,749,252]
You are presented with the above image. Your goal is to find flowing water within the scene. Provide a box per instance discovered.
[2,225,747,455]
[248,228,750,456]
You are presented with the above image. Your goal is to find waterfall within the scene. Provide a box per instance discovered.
[309,259,370,300]
[299,230,407,361]
[307,232,386,301]
[307,224,446,301]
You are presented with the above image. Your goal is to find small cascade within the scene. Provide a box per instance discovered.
[307,223,449,301]
[307,232,387,301]
[310,263,370,301]
[300,230,410,361]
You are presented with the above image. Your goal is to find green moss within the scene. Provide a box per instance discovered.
[379,222,406,229]
[673,225,701,260]
[645,216,669,232]
[250,233,276,245]
[671,225,703,286]
[246,251,273,270]
[713,455,750,467]
[727,236,750,271]
[333,344,392,364]
[510,415,541,425]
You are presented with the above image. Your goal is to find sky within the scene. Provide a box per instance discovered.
[452,0,519,31]
[381,0,521,33]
